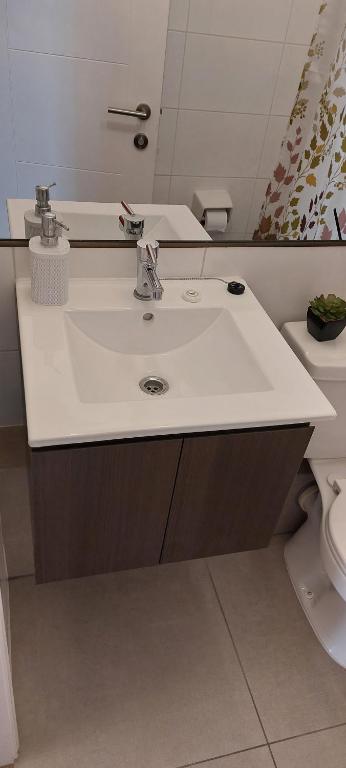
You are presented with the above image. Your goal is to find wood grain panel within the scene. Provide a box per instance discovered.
[30,437,182,582]
[161,426,313,562]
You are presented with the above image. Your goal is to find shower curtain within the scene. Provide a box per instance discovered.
[254,0,346,240]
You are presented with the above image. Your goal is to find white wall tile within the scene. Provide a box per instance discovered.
[180,34,282,114]
[271,44,308,116]
[172,110,267,177]
[168,0,189,31]
[158,247,205,277]
[0,248,19,351]
[13,246,137,279]
[188,0,293,42]
[156,109,178,175]
[7,0,131,64]
[258,116,287,178]
[202,245,346,328]
[17,163,151,205]
[161,31,186,108]
[0,0,17,237]
[0,351,25,426]
[169,176,256,233]
[286,0,320,45]
[13,246,204,280]
[153,175,170,203]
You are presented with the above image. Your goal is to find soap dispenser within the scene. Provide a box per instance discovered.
[29,211,70,305]
[24,183,57,238]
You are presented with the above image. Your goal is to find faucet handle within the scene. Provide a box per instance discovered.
[137,238,159,262]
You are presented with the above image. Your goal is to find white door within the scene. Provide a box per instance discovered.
[6,0,169,204]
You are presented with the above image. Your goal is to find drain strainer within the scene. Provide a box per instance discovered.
[139,375,169,396]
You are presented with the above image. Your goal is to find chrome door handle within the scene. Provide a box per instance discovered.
[107,103,151,120]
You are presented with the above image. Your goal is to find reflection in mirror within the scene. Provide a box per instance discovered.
[1,1,345,241]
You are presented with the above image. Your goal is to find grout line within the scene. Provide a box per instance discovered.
[268,744,279,768]
[175,742,269,768]
[270,720,346,747]
[8,47,128,67]
[156,173,276,181]
[167,0,191,201]
[167,29,310,47]
[205,560,269,746]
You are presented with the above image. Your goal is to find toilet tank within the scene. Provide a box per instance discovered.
[282,321,346,460]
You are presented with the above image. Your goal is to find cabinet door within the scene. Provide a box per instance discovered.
[161,426,313,562]
[30,438,182,583]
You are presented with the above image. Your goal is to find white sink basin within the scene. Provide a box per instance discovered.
[65,307,270,403]
[16,275,335,446]
[60,212,180,240]
[7,200,210,241]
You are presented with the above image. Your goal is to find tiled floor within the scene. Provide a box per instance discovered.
[9,536,346,768]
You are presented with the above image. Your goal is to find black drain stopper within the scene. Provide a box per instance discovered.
[227,281,245,295]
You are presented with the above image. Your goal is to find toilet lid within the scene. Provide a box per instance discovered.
[327,479,346,569]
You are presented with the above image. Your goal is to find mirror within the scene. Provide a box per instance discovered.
[1,1,343,242]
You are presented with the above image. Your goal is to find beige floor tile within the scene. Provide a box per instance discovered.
[11,560,264,768]
[271,725,346,767]
[208,538,346,742]
[192,747,275,767]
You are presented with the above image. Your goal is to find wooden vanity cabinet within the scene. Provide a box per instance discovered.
[161,426,313,562]
[29,437,182,583]
[29,424,313,583]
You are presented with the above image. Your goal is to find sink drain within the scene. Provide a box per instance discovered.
[139,376,169,396]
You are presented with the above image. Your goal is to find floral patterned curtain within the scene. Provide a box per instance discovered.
[254,1,346,240]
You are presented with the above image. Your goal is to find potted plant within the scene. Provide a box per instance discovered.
[307,294,346,342]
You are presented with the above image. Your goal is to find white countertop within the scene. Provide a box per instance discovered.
[16,277,335,447]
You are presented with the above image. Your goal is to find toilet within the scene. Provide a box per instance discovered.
[282,321,346,668]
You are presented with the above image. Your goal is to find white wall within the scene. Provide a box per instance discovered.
[0,1,17,237]
[154,0,320,238]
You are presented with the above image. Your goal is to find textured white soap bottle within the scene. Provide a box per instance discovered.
[29,212,70,305]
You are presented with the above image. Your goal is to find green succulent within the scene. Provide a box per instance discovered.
[309,293,346,322]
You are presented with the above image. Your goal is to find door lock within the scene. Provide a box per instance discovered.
[134,133,148,150]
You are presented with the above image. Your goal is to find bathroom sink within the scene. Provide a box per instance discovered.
[59,211,180,240]
[65,306,270,403]
[16,275,335,446]
[7,200,210,240]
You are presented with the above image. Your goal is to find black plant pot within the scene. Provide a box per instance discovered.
[307,307,346,342]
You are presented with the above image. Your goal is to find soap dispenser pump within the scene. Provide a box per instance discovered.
[29,211,70,305]
[24,182,57,238]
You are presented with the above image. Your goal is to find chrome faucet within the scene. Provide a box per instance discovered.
[134,239,163,301]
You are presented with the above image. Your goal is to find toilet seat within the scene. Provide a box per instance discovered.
[309,459,346,600]
[325,478,346,575]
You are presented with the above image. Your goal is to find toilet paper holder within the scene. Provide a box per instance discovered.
[191,190,233,230]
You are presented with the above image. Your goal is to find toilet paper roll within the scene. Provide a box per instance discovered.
[204,209,227,233]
